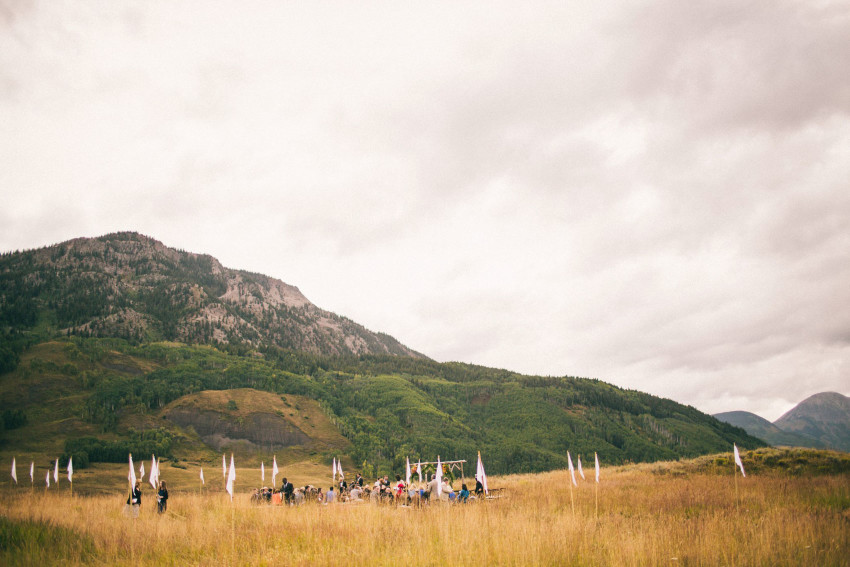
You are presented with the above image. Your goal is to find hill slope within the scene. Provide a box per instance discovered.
[713,410,825,449]
[0,338,766,476]
[774,392,850,452]
[0,232,423,360]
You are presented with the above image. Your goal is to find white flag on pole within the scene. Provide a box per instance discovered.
[272,456,279,488]
[417,459,422,485]
[129,454,137,488]
[149,456,158,489]
[46,470,50,488]
[577,456,585,480]
[53,459,58,484]
[261,461,265,484]
[200,467,205,485]
[139,461,145,482]
[223,454,227,478]
[11,457,17,484]
[405,457,411,487]
[67,457,73,483]
[332,458,337,484]
[435,456,443,499]
[476,451,489,495]
[567,451,577,486]
[30,461,34,483]
[595,452,600,483]
[733,444,746,477]
[337,459,343,480]
[226,454,236,500]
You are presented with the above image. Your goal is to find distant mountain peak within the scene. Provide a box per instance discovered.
[715,392,849,451]
[774,392,849,452]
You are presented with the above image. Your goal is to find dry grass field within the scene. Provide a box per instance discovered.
[1,450,848,566]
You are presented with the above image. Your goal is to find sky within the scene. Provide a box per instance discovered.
[2,0,849,422]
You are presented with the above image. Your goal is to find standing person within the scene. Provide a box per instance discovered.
[157,480,169,514]
[426,473,440,502]
[127,480,142,517]
[281,478,294,505]
[325,486,335,504]
[355,473,364,487]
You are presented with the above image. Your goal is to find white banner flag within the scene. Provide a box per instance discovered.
[405,457,411,486]
[46,470,50,488]
[67,457,73,483]
[30,461,34,483]
[567,451,577,486]
[11,457,17,484]
[129,454,137,488]
[226,454,236,500]
[733,444,746,477]
[261,461,265,484]
[223,454,227,478]
[53,459,58,484]
[332,458,337,484]
[337,459,343,480]
[272,456,279,488]
[149,456,158,489]
[578,456,585,480]
[140,461,145,482]
[417,459,423,485]
[476,451,489,495]
[200,467,205,485]
[595,452,600,483]
[435,456,443,499]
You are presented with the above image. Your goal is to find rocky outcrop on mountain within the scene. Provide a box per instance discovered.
[0,231,424,359]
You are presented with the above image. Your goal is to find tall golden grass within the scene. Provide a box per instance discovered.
[2,459,848,566]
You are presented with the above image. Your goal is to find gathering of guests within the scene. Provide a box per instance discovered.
[250,471,486,507]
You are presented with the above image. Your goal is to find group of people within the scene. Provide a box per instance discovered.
[125,480,169,517]
[251,472,486,507]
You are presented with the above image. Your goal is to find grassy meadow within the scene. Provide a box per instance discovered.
[1,448,848,566]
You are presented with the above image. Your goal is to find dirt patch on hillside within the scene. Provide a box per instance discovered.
[165,408,311,451]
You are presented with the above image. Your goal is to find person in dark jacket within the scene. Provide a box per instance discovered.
[281,478,294,504]
[127,481,142,518]
[157,480,169,514]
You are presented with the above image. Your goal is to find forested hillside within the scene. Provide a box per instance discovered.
[0,337,765,475]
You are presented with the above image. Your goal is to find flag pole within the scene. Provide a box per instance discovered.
[734,458,739,513]
[569,477,575,517]
[595,480,598,519]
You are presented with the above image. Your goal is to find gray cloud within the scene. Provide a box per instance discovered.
[2,0,848,421]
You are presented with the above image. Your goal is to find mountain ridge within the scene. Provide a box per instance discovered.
[774,392,850,452]
[714,392,849,452]
[0,231,424,360]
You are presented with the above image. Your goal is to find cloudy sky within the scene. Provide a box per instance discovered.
[2,0,848,421]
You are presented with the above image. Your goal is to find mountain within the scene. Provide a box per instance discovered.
[774,392,850,452]
[713,411,825,449]
[0,232,767,476]
[0,232,423,359]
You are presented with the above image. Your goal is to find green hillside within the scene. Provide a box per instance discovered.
[0,337,765,476]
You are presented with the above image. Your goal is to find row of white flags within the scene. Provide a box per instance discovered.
[8,445,749,491]
[566,452,601,486]
[128,454,161,490]
[10,457,72,486]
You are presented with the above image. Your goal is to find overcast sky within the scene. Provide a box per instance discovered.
[2,0,848,421]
